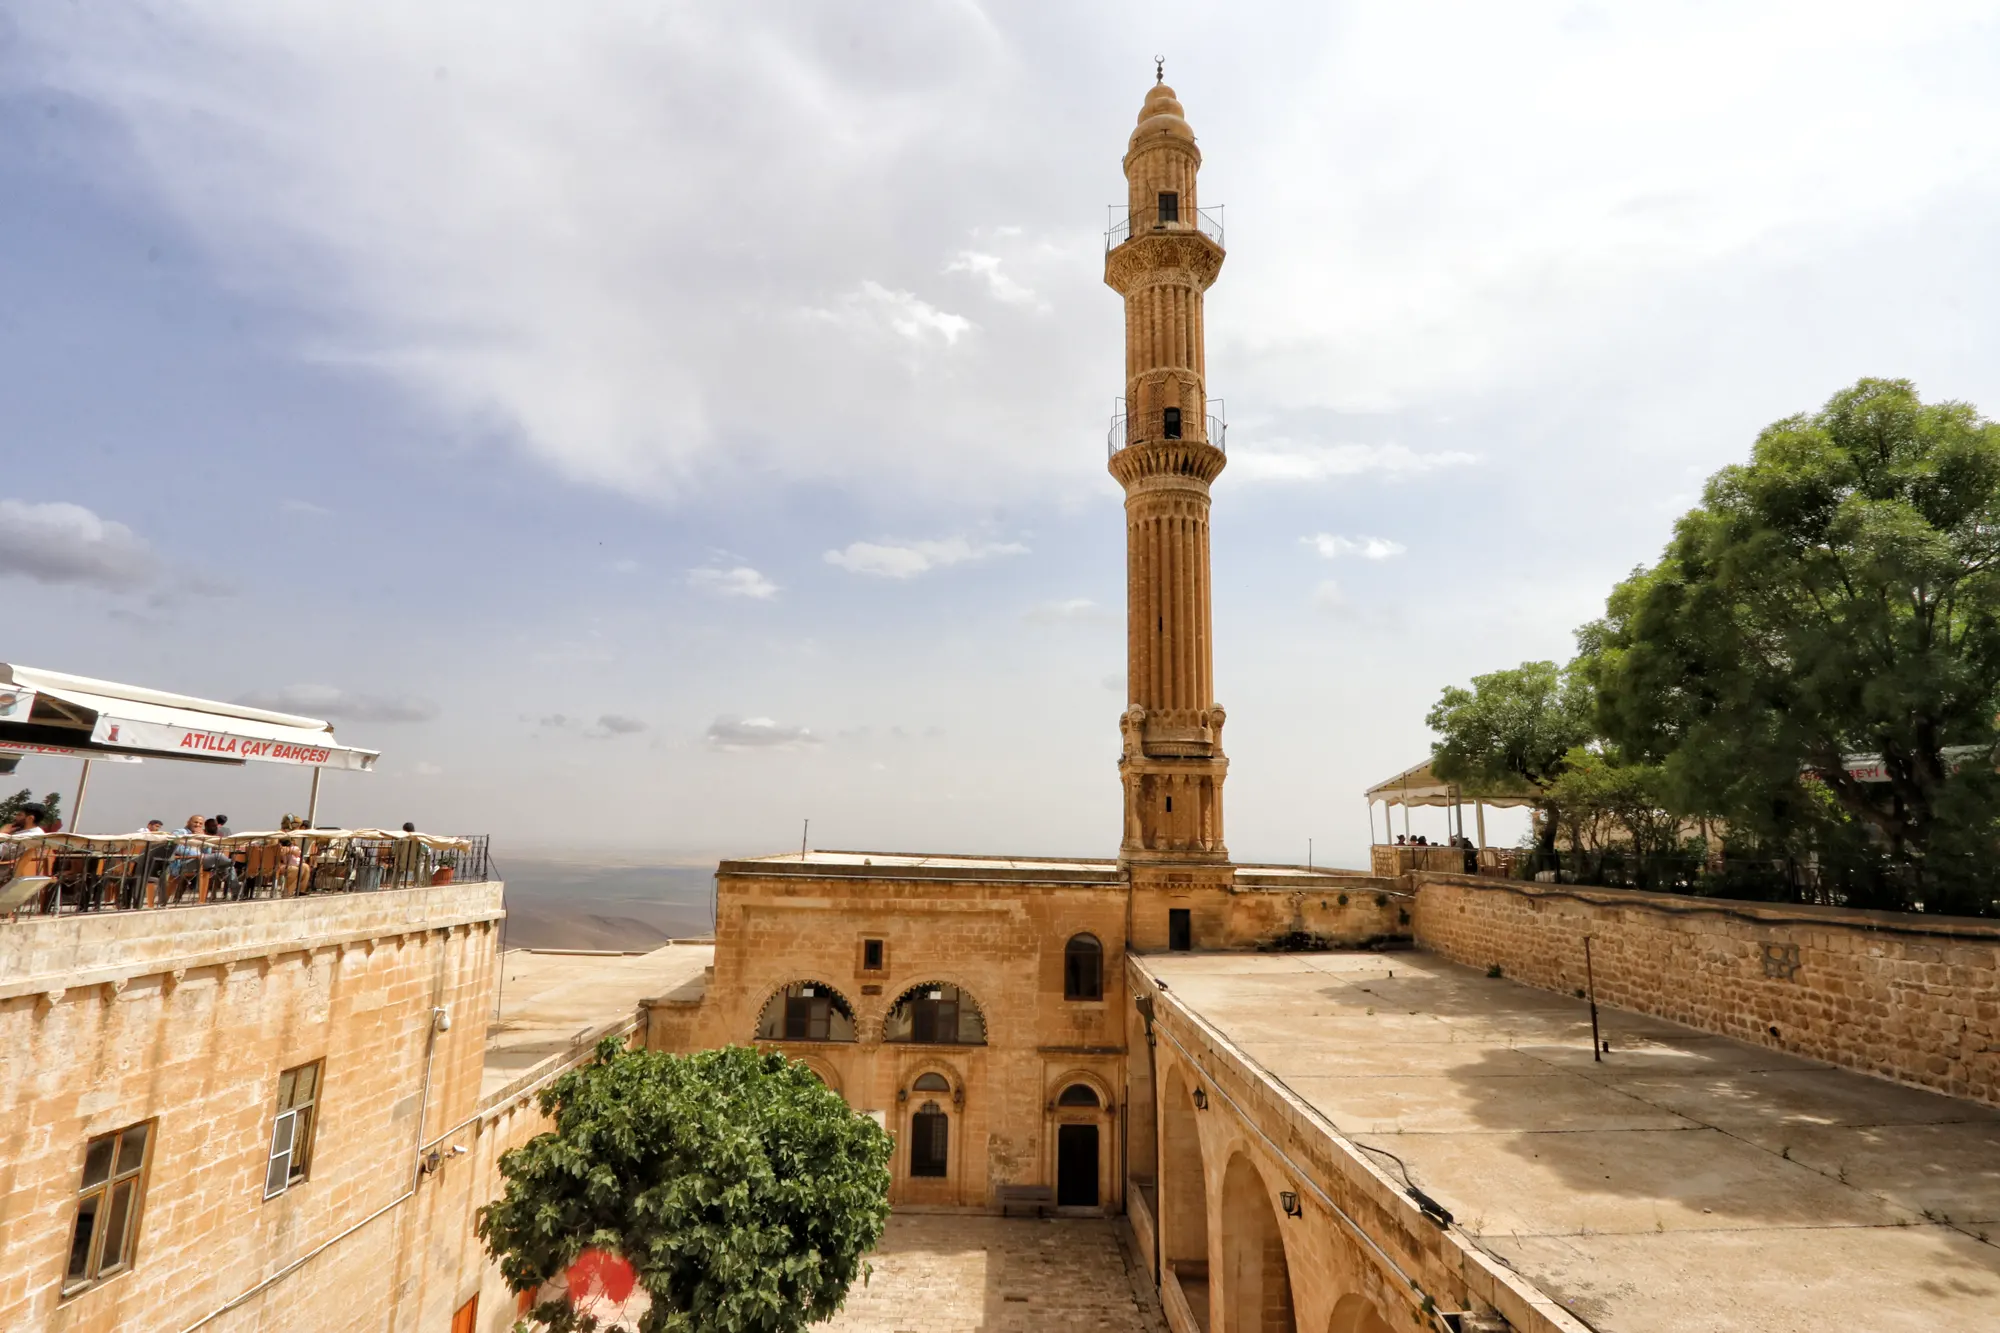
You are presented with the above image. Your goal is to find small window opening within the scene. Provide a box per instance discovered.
[1058,1083,1101,1107]
[1064,934,1104,1001]
[863,939,884,971]
[1165,795,1173,813]
[264,1060,322,1199]
[1162,406,1182,439]
[912,1071,951,1092]
[1158,191,1179,224]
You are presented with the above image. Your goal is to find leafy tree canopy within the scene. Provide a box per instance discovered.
[1587,378,2000,887]
[0,789,62,825]
[1426,660,1595,849]
[479,1040,892,1333]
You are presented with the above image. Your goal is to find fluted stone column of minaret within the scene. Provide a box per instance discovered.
[1106,76,1228,864]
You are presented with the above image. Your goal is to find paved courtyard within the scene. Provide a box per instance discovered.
[824,1214,1166,1333]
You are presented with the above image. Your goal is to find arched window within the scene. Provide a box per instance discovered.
[883,983,987,1046]
[912,1072,951,1093]
[910,1101,949,1177]
[1064,934,1104,1001]
[753,982,856,1042]
[1057,1083,1101,1107]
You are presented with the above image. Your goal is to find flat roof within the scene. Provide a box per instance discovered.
[1145,950,2000,1333]
[720,849,1123,883]
[482,944,713,1101]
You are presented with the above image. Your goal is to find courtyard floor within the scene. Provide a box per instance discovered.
[823,1214,1167,1333]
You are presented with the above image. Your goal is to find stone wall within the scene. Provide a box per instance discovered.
[1410,873,2000,1108]
[0,884,505,1331]
[658,860,1132,1212]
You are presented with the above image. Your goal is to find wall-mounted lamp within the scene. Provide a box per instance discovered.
[1191,1087,1208,1111]
[896,1088,908,1104]
[1280,1190,1302,1219]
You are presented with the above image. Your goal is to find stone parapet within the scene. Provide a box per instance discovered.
[0,881,506,1001]
[1409,872,2000,1107]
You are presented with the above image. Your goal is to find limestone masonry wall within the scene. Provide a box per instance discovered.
[0,885,505,1331]
[1411,873,2000,1108]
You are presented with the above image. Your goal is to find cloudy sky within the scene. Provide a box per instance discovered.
[6,2,2000,864]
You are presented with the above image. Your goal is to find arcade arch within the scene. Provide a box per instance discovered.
[1327,1295,1395,1333]
[1160,1066,1210,1284]
[752,981,856,1042]
[1221,1153,1295,1333]
[883,981,988,1045]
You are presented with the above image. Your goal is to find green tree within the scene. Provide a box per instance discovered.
[478,1040,892,1333]
[1426,660,1595,852]
[1587,378,2000,908]
[0,789,62,825]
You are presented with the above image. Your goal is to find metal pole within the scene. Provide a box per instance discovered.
[1585,936,1602,1062]
[1307,838,1312,870]
[800,818,809,861]
[1476,802,1487,850]
[307,768,323,826]
[73,758,93,833]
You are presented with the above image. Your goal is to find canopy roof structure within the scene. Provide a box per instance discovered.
[0,664,378,772]
[1364,758,1540,809]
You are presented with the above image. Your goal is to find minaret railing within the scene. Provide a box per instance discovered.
[1104,203,1225,252]
[1107,403,1227,459]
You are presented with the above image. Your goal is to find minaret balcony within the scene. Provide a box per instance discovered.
[1105,203,1224,253]
[1108,404,1227,460]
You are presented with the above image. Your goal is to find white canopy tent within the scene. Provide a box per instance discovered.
[0,664,379,831]
[1363,758,1540,848]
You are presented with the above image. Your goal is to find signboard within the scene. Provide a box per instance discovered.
[1804,744,1991,784]
[0,742,142,763]
[88,717,376,771]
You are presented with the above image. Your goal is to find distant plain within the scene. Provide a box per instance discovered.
[493,853,717,951]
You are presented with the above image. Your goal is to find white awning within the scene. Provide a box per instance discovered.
[0,665,378,772]
[1364,757,1540,809]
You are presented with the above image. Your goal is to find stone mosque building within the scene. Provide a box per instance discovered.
[5,73,2000,1333]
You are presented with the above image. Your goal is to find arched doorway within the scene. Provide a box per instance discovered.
[1221,1154,1295,1333]
[1055,1082,1103,1208]
[1328,1294,1395,1333]
[909,1100,949,1178]
[1160,1068,1210,1315]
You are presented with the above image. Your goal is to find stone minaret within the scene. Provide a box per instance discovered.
[1107,73,1228,865]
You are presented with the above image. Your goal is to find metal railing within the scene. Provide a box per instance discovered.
[1106,203,1224,252]
[1108,406,1227,459]
[0,831,493,917]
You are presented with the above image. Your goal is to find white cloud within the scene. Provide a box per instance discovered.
[688,565,778,600]
[944,251,1038,307]
[706,716,819,751]
[238,684,440,723]
[1025,597,1110,624]
[824,536,1028,579]
[0,500,154,590]
[1231,443,1479,483]
[597,714,647,736]
[1304,534,1406,561]
[807,281,971,347]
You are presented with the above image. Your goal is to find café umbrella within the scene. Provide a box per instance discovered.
[0,664,379,831]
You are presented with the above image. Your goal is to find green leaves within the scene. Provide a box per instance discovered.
[1590,378,2000,908]
[477,1041,892,1333]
